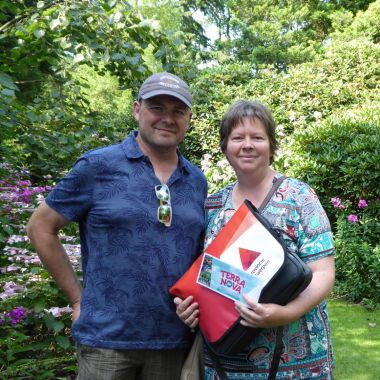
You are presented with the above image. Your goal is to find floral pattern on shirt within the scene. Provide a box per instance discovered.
[203,173,335,379]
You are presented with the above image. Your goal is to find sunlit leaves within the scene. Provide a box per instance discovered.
[0,0,182,178]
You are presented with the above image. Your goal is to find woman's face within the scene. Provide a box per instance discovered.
[225,117,272,176]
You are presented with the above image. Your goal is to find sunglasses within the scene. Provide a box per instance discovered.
[155,184,172,227]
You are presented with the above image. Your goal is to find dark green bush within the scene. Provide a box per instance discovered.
[184,34,379,167]
[279,104,380,306]
[278,103,380,209]
[333,205,380,307]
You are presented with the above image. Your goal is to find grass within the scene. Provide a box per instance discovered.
[329,298,380,380]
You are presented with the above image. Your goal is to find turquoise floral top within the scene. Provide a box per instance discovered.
[204,173,335,380]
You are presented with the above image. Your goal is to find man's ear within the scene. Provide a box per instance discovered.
[133,100,140,122]
[186,111,193,129]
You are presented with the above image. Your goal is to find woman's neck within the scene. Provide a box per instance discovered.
[233,168,276,209]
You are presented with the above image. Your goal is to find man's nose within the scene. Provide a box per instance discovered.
[161,110,176,124]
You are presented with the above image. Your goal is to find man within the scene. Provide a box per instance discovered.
[27,72,208,380]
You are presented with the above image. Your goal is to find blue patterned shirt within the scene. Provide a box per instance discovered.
[46,131,207,349]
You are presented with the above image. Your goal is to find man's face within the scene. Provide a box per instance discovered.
[133,95,192,153]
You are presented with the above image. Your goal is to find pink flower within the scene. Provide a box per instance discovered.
[358,199,368,209]
[16,180,31,187]
[331,197,344,209]
[0,281,25,300]
[347,214,359,224]
[45,306,73,317]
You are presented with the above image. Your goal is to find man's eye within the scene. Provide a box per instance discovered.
[175,109,186,116]
[149,106,163,112]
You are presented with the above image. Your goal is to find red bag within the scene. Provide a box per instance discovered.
[170,200,312,353]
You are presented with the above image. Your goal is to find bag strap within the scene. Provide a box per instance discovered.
[267,326,284,380]
[202,332,229,380]
[258,175,287,213]
[258,175,287,379]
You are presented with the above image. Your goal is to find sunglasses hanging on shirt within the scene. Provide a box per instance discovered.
[155,184,172,227]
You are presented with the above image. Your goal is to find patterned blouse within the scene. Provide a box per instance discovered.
[203,173,335,380]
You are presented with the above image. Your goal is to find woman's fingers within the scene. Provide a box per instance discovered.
[235,295,265,327]
[174,296,200,327]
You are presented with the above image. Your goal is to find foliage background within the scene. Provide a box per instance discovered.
[1,0,379,378]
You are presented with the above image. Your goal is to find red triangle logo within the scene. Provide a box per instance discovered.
[239,248,261,271]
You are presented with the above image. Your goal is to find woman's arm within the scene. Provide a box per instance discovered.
[235,255,335,328]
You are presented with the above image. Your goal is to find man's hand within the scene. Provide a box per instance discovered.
[72,300,81,322]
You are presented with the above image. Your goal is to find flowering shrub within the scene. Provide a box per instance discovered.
[0,166,78,378]
[0,307,26,326]
[331,196,380,308]
[201,154,236,194]
[0,164,54,252]
[278,103,380,212]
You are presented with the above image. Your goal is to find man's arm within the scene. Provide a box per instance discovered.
[27,201,82,321]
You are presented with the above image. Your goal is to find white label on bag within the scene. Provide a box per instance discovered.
[197,254,264,304]
[202,220,285,301]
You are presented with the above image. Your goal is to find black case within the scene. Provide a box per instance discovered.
[209,199,313,354]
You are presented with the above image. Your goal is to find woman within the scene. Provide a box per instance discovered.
[174,100,335,379]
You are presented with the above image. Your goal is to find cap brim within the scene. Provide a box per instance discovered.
[139,90,192,108]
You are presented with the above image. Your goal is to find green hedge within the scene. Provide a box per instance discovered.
[278,103,380,207]
[277,103,380,306]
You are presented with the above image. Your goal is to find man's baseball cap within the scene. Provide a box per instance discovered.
[138,72,192,108]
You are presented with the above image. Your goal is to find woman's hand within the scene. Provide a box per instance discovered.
[173,296,199,329]
[235,295,290,329]
[236,256,336,329]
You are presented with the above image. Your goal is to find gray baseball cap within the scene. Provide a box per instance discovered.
[138,72,192,108]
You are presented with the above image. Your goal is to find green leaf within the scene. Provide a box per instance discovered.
[1,88,15,97]
[33,29,46,38]
[49,18,61,30]
[108,0,117,9]
[43,313,65,332]
[56,335,70,349]
[27,111,38,122]
[0,73,19,90]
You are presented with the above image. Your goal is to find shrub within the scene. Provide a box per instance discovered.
[184,34,379,168]
[278,102,380,211]
[332,196,380,307]
[275,103,379,307]
[0,168,78,378]
[201,154,236,194]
